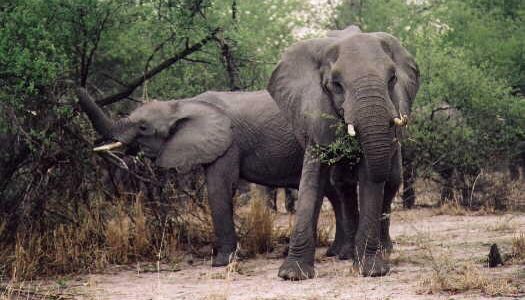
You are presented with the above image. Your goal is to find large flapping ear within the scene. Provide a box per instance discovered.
[156,101,233,173]
[268,37,339,147]
[372,32,420,116]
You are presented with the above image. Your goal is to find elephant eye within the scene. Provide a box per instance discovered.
[389,73,397,88]
[139,124,148,132]
[331,81,344,95]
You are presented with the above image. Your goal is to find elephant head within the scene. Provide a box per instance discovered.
[76,88,233,173]
[268,26,419,182]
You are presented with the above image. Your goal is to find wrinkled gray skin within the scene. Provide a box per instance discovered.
[77,88,349,267]
[268,26,420,280]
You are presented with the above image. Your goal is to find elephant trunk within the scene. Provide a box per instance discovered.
[353,86,396,183]
[76,88,114,139]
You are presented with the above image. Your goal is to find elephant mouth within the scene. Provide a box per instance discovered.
[139,146,158,158]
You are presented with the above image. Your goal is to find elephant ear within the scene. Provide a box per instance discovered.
[268,38,339,147]
[156,101,233,173]
[372,32,420,116]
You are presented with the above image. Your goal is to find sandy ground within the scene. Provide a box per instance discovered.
[8,206,524,300]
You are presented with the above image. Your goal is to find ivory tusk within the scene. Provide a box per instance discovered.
[393,115,408,127]
[93,141,123,152]
[393,117,404,126]
[347,124,356,136]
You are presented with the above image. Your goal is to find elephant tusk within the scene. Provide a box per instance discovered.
[393,115,409,127]
[347,124,356,136]
[93,141,123,152]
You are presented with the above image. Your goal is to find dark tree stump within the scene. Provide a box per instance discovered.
[488,243,504,267]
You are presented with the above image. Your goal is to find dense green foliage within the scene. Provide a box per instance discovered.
[334,0,525,202]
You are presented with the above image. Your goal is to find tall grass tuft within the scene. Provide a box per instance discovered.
[238,190,275,256]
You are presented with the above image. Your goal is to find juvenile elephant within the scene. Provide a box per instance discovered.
[268,26,420,279]
[76,88,348,267]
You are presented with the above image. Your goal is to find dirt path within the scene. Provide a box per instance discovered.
[6,208,525,299]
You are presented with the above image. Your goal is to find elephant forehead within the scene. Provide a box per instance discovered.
[130,101,172,121]
[337,35,389,61]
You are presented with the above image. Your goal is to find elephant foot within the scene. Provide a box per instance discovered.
[355,255,390,277]
[381,239,394,255]
[211,250,236,267]
[337,243,354,260]
[278,260,315,280]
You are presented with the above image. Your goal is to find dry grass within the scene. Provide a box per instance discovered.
[486,216,519,232]
[432,201,469,216]
[432,200,499,216]
[1,184,288,282]
[237,191,275,257]
[510,231,525,263]
[507,180,525,210]
[419,258,519,296]
[105,201,132,264]
[0,282,68,300]
[0,192,215,281]
[317,204,335,247]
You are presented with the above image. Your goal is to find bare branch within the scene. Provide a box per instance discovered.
[96,28,221,106]
[215,34,241,91]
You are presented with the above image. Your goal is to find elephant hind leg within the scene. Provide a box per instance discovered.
[205,144,240,267]
[284,188,296,214]
[324,180,358,260]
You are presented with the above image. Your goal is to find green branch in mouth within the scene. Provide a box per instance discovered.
[312,120,362,166]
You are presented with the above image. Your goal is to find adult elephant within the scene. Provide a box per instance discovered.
[76,88,350,267]
[268,26,420,279]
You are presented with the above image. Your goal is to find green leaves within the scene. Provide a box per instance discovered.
[312,118,362,166]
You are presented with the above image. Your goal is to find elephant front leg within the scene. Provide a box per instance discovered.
[355,163,389,277]
[205,146,240,267]
[380,183,397,256]
[278,145,327,280]
[381,151,402,255]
